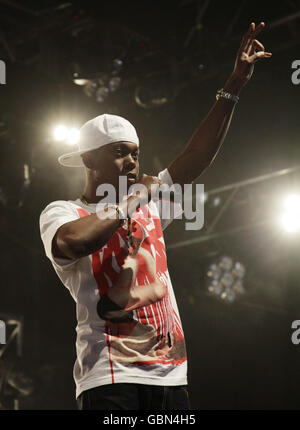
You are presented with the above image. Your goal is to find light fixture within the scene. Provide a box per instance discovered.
[135,85,170,109]
[113,58,123,70]
[95,86,110,103]
[53,125,68,141]
[73,78,89,86]
[207,255,246,303]
[108,76,121,92]
[83,80,98,98]
[52,126,80,145]
[280,194,300,233]
[73,59,123,103]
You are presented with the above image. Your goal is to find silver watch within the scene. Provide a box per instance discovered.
[216,88,239,103]
[105,204,127,225]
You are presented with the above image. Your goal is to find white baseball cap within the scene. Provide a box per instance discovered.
[58,113,140,167]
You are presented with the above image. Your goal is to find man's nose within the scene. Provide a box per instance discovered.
[124,153,136,169]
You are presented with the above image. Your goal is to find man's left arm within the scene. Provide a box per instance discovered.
[168,22,272,186]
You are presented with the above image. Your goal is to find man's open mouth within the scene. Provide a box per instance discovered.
[126,173,137,182]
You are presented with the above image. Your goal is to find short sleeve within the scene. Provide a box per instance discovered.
[39,200,80,270]
[156,168,184,231]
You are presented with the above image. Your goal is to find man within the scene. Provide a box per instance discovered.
[39,23,271,410]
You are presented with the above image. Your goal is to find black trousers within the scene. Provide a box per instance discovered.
[76,383,190,410]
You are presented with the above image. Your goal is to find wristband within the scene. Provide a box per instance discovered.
[216,88,239,103]
[105,204,127,226]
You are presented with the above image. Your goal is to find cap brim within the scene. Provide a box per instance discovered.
[58,150,85,167]
[58,137,139,167]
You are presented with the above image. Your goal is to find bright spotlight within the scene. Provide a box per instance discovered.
[52,125,80,145]
[53,125,68,141]
[280,212,300,233]
[73,78,89,86]
[66,128,80,145]
[284,194,300,212]
[280,194,300,233]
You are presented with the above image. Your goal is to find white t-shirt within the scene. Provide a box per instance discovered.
[39,168,188,399]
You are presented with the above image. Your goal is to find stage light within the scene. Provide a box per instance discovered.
[83,80,98,98]
[232,262,245,278]
[208,279,223,295]
[96,87,110,103]
[207,263,222,280]
[66,128,80,145]
[280,212,300,233]
[135,85,170,109]
[53,125,68,141]
[113,59,123,70]
[52,126,80,145]
[75,58,123,103]
[109,76,121,92]
[221,288,235,303]
[73,78,89,86]
[219,256,233,271]
[284,194,300,212]
[73,72,89,86]
[280,193,300,233]
[221,272,234,288]
[207,255,246,303]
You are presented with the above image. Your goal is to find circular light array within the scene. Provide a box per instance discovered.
[207,255,246,303]
[74,58,123,104]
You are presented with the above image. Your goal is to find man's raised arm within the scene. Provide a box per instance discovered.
[167,22,272,186]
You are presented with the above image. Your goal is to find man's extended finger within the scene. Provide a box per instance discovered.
[239,22,255,53]
[243,22,265,54]
[252,22,265,39]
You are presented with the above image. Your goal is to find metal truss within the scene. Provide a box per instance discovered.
[169,165,300,250]
[0,314,23,410]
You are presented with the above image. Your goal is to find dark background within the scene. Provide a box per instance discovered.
[0,0,300,409]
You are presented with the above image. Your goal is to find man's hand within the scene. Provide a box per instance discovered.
[167,22,272,186]
[232,22,272,87]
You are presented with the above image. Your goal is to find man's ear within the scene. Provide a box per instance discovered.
[81,152,94,169]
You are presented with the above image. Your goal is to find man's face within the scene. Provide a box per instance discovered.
[82,141,140,192]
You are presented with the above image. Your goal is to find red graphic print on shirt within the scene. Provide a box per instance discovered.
[77,205,187,369]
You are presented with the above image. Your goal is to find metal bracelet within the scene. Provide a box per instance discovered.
[216,88,239,103]
[105,204,127,225]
